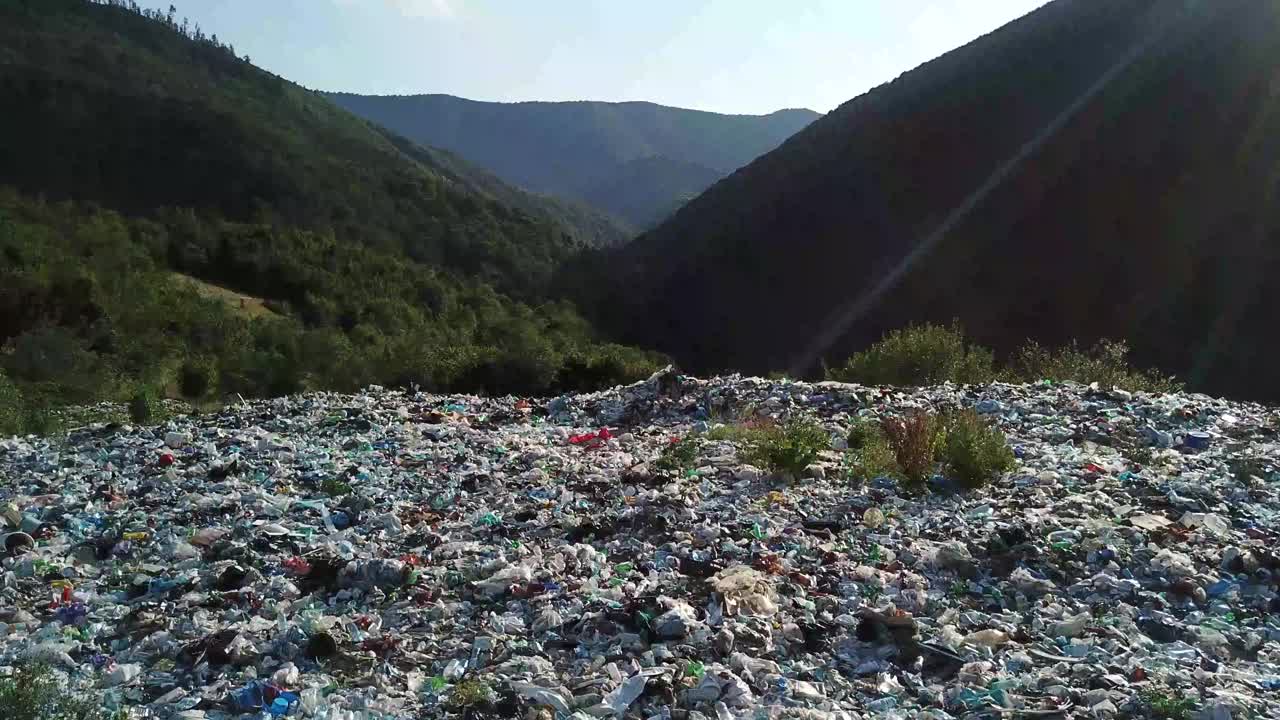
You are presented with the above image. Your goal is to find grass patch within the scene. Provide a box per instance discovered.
[170,272,278,319]
[704,424,756,443]
[654,436,701,475]
[322,477,353,497]
[0,370,21,436]
[739,416,830,479]
[0,373,66,438]
[447,678,494,709]
[844,419,900,483]
[0,664,109,720]
[127,385,176,427]
[1138,688,1197,720]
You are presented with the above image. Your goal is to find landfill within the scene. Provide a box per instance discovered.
[2,369,1279,719]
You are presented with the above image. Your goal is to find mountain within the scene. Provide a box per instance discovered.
[0,2,630,267]
[0,0,660,415]
[602,0,1280,401]
[324,93,820,230]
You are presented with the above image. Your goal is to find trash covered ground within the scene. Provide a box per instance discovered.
[2,370,1279,719]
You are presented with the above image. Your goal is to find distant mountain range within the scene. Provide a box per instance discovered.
[324,93,820,231]
[600,0,1280,401]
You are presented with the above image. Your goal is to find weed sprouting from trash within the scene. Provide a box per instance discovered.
[447,678,494,708]
[1139,688,1198,720]
[881,411,944,491]
[738,416,830,479]
[655,435,700,475]
[0,664,108,720]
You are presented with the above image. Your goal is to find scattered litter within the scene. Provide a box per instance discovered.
[1,371,1277,717]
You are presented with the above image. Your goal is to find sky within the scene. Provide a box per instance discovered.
[139,0,1052,115]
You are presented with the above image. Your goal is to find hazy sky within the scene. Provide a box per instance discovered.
[140,0,1051,115]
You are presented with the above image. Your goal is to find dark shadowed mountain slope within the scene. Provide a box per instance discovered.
[602,0,1280,401]
[324,93,820,230]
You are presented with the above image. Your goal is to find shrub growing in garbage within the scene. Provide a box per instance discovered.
[1007,339,1181,393]
[128,386,168,425]
[0,663,108,720]
[880,411,944,491]
[21,401,60,437]
[1138,688,1197,720]
[844,419,900,482]
[655,436,700,476]
[179,356,218,399]
[740,416,830,479]
[828,324,1180,393]
[828,322,996,386]
[940,409,1015,490]
[0,370,23,436]
[447,678,494,709]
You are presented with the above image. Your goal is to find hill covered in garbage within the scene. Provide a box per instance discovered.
[1,371,1278,718]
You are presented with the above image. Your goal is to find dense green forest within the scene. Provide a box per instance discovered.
[0,0,662,425]
[0,0,626,287]
[326,93,819,230]
[0,188,660,411]
[601,0,1280,401]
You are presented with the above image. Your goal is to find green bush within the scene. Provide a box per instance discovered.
[0,663,108,720]
[322,477,353,497]
[178,356,218,398]
[844,419,900,482]
[128,387,164,425]
[447,678,495,709]
[1007,339,1181,393]
[829,323,1179,393]
[829,322,996,386]
[0,370,23,436]
[880,411,945,492]
[940,409,1015,490]
[1138,688,1197,720]
[740,416,830,479]
[0,189,665,413]
[7,327,96,384]
[655,436,701,476]
[21,402,62,437]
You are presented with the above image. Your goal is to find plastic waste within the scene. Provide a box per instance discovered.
[0,374,1274,718]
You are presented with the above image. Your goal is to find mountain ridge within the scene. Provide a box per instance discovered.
[336,92,817,118]
[324,91,820,229]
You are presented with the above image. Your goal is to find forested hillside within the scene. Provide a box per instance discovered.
[326,93,819,230]
[0,0,660,423]
[602,0,1280,401]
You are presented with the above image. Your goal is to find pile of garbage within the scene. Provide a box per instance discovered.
[2,369,1279,719]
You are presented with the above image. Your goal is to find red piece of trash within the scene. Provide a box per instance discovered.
[569,428,613,447]
[158,453,175,467]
